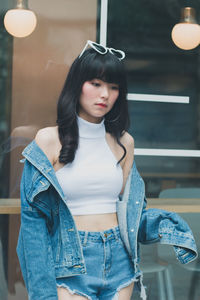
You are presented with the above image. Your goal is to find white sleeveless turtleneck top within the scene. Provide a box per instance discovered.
[56,116,123,215]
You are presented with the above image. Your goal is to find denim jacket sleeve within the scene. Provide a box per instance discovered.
[17,160,58,300]
[138,198,198,264]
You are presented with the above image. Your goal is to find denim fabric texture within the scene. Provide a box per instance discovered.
[57,226,139,300]
[17,140,198,300]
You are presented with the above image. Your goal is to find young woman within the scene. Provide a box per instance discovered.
[36,42,135,300]
[17,41,197,300]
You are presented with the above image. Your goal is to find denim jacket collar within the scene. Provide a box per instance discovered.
[22,140,66,201]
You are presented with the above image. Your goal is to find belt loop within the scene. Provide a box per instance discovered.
[112,227,119,241]
[83,231,88,246]
[100,231,106,242]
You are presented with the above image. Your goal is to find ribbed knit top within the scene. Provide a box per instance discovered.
[56,116,123,215]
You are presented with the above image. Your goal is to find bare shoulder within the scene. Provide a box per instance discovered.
[121,131,134,168]
[35,126,58,145]
[121,131,134,150]
[35,126,60,164]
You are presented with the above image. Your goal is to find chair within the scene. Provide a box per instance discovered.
[159,187,200,300]
[140,243,175,300]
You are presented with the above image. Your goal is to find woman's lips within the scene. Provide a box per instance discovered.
[96,103,107,108]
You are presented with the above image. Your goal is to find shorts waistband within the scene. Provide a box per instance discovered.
[78,226,121,243]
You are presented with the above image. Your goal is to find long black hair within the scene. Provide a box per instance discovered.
[56,47,130,165]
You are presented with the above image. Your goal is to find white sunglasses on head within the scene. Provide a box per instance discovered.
[79,40,125,61]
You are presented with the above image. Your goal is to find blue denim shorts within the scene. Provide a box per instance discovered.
[56,226,138,300]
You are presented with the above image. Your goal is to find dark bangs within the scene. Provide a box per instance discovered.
[79,48,126,86]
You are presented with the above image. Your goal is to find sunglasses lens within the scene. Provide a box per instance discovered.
[109,48,125,60]
[92,42,107,54]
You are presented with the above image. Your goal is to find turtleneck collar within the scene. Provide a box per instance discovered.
[77,116,105,138]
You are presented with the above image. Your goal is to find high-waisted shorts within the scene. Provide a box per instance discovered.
[56,226,139,300]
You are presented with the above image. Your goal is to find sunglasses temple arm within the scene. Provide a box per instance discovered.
[79,42,89,58]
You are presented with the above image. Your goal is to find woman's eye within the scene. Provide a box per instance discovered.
[91,81,100,87]
[111,85,119,90]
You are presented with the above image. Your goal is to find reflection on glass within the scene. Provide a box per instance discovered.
[0,0,98,299]
[106,4,200,298]
[135,156,200,198]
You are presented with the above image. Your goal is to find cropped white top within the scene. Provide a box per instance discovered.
[56,116,123,215]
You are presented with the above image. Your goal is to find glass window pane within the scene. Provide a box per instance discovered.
[0,1,97,299]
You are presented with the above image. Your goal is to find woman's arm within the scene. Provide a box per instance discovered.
[120,132,134,195]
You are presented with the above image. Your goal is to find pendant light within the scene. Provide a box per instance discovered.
[4,0,37,38]
[171,7,200,50]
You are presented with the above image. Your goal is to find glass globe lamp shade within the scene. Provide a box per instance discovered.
[171,7,200,50]
[4,9,37,38]
[171,23,200,50]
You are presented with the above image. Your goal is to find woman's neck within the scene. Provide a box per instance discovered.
[77,113,103,124]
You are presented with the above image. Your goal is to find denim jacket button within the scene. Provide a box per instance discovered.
[74,265,81,268]
[136,201,139,204]
[159,234,162,238]
[130,229,134,232]
[68,228,74,232]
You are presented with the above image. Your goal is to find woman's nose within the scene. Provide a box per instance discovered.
[100,85,109,98]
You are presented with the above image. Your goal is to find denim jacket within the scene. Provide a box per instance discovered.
[17,140,198,300]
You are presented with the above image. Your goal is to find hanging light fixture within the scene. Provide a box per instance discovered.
[171,7,200,50]
[4,0,37,38]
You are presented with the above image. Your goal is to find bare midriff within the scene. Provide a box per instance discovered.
[73,213,118,231]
